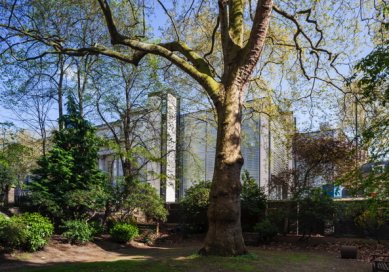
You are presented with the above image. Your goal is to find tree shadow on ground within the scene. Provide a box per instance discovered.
[0,236,373,272]
[92,235,199,258]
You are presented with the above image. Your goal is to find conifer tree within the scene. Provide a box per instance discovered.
[30,95,107,221]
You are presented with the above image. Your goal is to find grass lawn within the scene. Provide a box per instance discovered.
[5,248,370,272]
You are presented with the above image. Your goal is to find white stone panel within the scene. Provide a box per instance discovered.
[165,93,177,202]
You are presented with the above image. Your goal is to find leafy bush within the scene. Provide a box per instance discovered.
[106,215,137,232]
[241,170,267,213]
[0,213,53,252]
[180,180,211,232]
[124,181,168,222]
[89,220,105,236]
[254,219,278,243]
[0,213,9,228]
[354,201,388,239]
[62,220,93,244]
[0,218,28,250]
[18,213,54,251]
[108,179,168,223]
[241,170,267,230]
[298,188,335,235]
[110,223,139,243]
[266,207,290,235]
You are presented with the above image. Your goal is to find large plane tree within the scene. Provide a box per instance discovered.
[0,0,380,255]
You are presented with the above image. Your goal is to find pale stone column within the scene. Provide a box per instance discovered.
[164,92,177,203]
[148,91,178,203]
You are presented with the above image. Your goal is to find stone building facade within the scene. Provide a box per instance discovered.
[97,92,294,202]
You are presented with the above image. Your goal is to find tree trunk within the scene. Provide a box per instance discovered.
[123,159,133,184]
[58,54,65,130]
[200,84,246,256]
[3,184,10,207]
[42,131,47,157]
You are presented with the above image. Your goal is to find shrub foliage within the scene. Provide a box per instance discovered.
[254,218,278,243]
[298,188,335,236]
[110,222,139,243]
[180,180,211,232]
[61,220,94,244]
[0,213,53,252]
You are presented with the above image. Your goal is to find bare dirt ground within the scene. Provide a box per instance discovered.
[0,236,198,271]
[0,235,386,272]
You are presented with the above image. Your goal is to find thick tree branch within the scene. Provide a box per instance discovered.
[161,41,213,76]
[118,38,221,104]
[0,25,146,64]
[61,45,146,65]
[1,0,223,106]
[237,0,273,86]
[96,0,122,42]
[218,0,230,75]
[228,0,244,47]
[95,0,221,105]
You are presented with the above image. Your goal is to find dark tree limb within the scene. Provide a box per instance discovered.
[273,5,332,59]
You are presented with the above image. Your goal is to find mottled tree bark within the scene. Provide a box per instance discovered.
[199,0,273,255]
[200,83,246,255]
